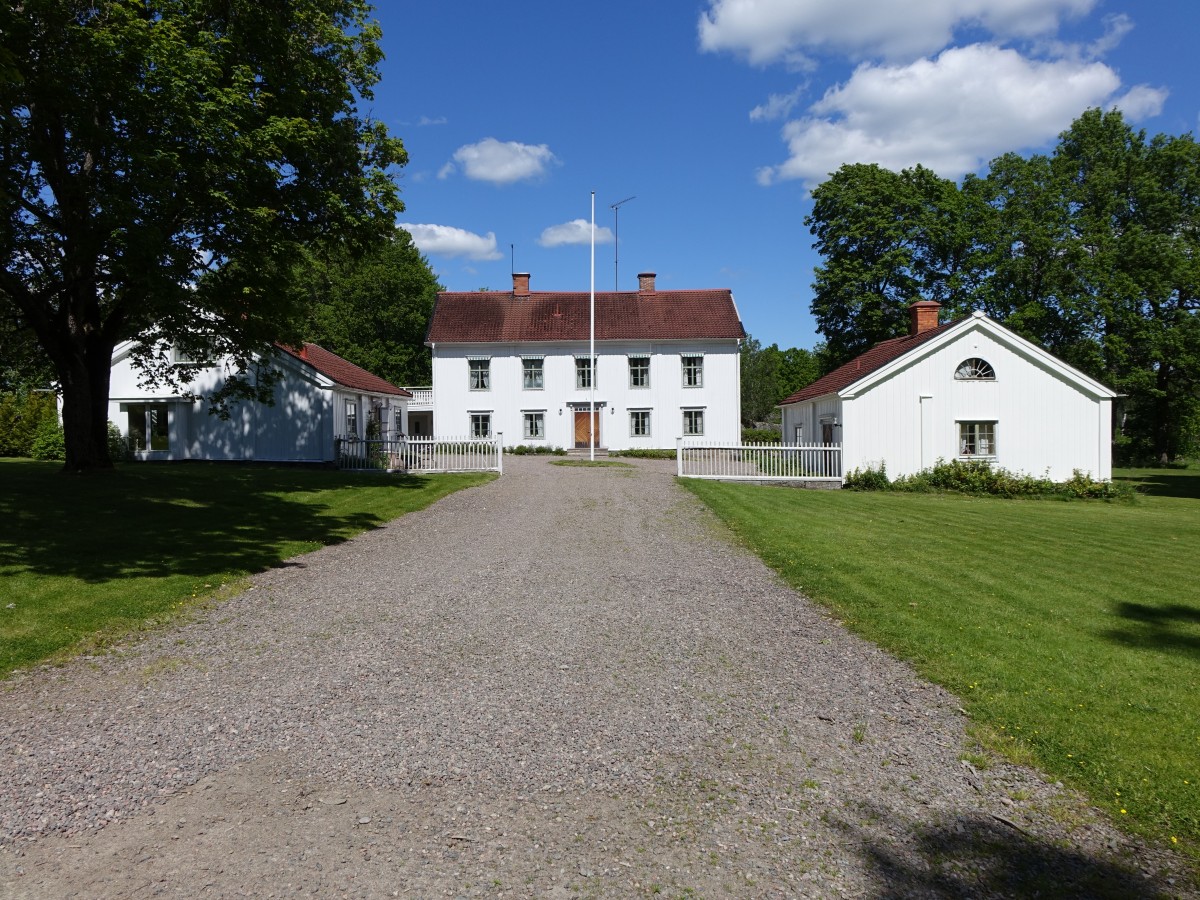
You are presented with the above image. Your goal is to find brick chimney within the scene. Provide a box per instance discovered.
[908,300,941,336]
[513,272,530,296]
[637,272,656,293]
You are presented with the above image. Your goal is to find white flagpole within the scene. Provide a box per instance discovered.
[589,190,596,461]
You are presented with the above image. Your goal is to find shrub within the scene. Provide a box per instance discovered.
[847,459,1134,501]
[742,427,782,443]
[107,421,131,462]
[0,391,58,457]
[506,444,566,455]
[609,448,676,460]
[844,464,890,491]
[29,415,65,461]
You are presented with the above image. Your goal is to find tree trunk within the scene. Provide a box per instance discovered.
[58,339,116,473]
[1153,364,1173,466]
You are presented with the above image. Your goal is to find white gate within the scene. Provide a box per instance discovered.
[337,434,503,474]
[676,440,841,483]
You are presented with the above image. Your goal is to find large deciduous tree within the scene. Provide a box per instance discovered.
[806,163,982,368]
[0,0,406,471]
[805,109,1200,462]
[1052,110,1200,462]
[302,229,441,389]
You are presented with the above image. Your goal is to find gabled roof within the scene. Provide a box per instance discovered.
[779,312,1116,406]
[277,343,410,397]
[426,290,744,344]
[779,320,958,405]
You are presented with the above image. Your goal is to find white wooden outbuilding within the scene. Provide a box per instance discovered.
[108,341,410,463]
[778,302,1118,482]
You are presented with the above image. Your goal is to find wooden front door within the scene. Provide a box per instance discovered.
[574,410,599,448]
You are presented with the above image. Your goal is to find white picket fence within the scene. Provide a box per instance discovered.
[676,439,842,483]
[336,434,503,475]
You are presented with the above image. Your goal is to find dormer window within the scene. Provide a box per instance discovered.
[955,358,995,380]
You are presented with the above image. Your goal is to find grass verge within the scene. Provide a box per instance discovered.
[550,459,633,468]
[681,471,1199,859]
[0,460,493,677]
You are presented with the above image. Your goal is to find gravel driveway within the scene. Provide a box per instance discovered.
[1,455,1191,898]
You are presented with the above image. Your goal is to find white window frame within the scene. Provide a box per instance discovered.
[523,410,546,440]
[629,409,651,437]
[345,399,358,437]
[522,357,544,390]
[681,355,703,388]
[470,412,493,438]
[575,356,594,390]
[683,408,705,436]
[468,358,491,391]
[958,421,997,457]
[628,356,650,389]
[125,402,171,451]
[955,358,996,380]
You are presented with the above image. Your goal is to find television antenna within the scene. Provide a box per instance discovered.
[610,196,636,291]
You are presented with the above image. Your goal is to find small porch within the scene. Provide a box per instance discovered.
[403,386,433,437]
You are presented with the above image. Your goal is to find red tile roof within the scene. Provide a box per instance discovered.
[779,320,958,406]
[277,343,411,397]
[426,290,745,344]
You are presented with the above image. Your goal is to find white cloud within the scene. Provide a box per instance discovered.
[439,138,559,185]
[417,115,448,126]
[1110,84,1168,120]
[698,0,1097,64]
[399,224,503,261]
[1035,11,1133,61]
[750,86,806,122]
[757,44,1143,186]
[537,219,615,248]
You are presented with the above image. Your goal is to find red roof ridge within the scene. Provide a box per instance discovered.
[428,288,744,344]
[277,342,410,397]
[779,319,960,406]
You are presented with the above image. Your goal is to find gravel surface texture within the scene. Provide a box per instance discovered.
[1,455,1193,898]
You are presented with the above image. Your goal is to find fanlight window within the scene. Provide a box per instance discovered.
[955,358,995,380]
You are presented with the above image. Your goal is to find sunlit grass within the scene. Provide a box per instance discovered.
[0,460,492,676]
[683,470,1200,858]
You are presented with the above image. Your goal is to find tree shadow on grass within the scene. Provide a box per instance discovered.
[0,462,432,583]
[837,808,1172,898]
[1114,472,1200,500]
[1103,601,1200,659]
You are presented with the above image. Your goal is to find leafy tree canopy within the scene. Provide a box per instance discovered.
[740,335,822,427]
[805,109,1200,463]
[0,0,407,471]
[301,229,441,389]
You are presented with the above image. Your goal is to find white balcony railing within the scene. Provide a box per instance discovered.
[405,387,433,408]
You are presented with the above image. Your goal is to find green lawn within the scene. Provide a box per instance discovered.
[682,470,1200,858]
[0,460,492,676]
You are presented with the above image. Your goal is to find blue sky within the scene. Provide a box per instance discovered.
[369,1,1198,351]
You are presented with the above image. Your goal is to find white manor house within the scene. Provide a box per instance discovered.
[424,272,746,451]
